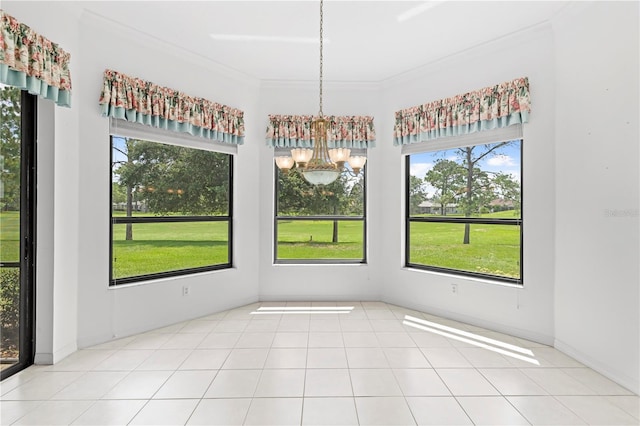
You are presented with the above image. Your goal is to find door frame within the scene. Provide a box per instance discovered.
[1,90,36,381]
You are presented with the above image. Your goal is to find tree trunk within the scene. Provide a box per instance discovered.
[126,185,133,241]
[332,204,338,243]
[463,147,473,245]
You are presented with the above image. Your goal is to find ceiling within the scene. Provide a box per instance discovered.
[66,1,569,82]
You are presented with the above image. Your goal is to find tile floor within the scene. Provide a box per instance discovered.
[1,301,638,425]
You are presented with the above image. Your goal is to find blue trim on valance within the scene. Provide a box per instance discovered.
[101,104,244,145]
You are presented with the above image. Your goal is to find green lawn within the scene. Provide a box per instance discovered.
[408,210,521,279]
[2,210,521,280]
[112,221,229,279]
[409,222,520,278]
[277,220,364,260]
[0,211,20,263]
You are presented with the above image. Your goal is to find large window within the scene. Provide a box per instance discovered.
[274,161,366,263]
[406,139,522,284]
[110,136,233,285]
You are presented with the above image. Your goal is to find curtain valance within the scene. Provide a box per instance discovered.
[0,10,72,107]
[99,69,245,145]
[393,77,530,146]
[266,114,376,149]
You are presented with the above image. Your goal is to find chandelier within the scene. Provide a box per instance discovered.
[274,0,366,185]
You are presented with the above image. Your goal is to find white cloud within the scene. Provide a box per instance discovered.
[410,162,433,178]
[487,154,515,167]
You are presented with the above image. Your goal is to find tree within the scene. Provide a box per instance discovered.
[112,138,139,240]
[0,86,21,212]
[457,142,513,244]
[408,175,428,215]
[112,138,232,240]
[492,172,521,215]
[424,159,464,215]
[111,182,127,204]
[277,167,358,243]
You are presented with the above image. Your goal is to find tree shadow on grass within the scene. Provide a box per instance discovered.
[113,240,228,248]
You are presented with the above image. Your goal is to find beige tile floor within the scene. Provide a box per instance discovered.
[1,301,638,425]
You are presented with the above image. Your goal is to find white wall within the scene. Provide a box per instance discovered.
[552,1,639,394]
[73,11,263,347]
[377,23,557,345]
[3,1,263,351]
[4,2,82,363]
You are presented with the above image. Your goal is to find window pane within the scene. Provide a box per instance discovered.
[1,86,21,264]
[112,221,230,280]
[110,135,233,284]
[408,140,521,218]
[408,222,521,279]
[111,137,230,216]
[277,220,364,260]
[277,168,365,216]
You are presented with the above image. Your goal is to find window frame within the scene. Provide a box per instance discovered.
[109,135,234,286]
[404,140,523,285]
[273,161,367,265]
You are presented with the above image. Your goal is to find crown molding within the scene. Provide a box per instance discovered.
[80,9,260,89]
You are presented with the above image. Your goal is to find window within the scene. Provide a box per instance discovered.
[406,139,522,284]
[274,159,366,263]
[110,136,233,285]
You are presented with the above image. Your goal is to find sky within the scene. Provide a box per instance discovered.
[409,139,522,198]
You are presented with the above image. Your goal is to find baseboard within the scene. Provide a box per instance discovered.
[34,352,53,365]
[77,295,259,349]
[555,338,639,395]
[382,295,555,346]
[52,342,77,364]
[258,294,382,302]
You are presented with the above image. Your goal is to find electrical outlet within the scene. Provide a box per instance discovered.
[182,285,190,296]
[451,284,458,295]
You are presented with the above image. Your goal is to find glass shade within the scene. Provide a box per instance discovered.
[291,148,313,167]
[348,156,367,174]
[275,156,295,172]
[329,148,351,167]
[302,169,340,185]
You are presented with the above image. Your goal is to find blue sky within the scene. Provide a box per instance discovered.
[409,140,521,197]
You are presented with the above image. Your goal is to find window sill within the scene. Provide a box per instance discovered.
[402,266,523,289]
[109,266,236,289]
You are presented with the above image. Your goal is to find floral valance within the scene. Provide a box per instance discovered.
[393,77,530,146]
[99,69,245,145]
[0,10,72,107]
[266,115,376,149]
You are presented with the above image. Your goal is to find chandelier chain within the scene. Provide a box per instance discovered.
[319,0,323,117]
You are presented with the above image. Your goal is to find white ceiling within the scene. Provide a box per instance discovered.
[68,1,569,82]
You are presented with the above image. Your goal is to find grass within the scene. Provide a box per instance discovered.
[0,212,20,263]
[409,222,520,278]
[1,210,521,280]
[408,210,521,278]
[277,220,364,260]
[112,221,229,279]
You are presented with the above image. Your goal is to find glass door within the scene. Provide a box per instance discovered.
[0,85,36,380]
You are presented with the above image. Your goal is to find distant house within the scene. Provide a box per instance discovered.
[418,200,458,215]
[489,199,516,212]
[112,200,148,212]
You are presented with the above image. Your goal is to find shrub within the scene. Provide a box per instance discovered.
[0,268,20,355]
